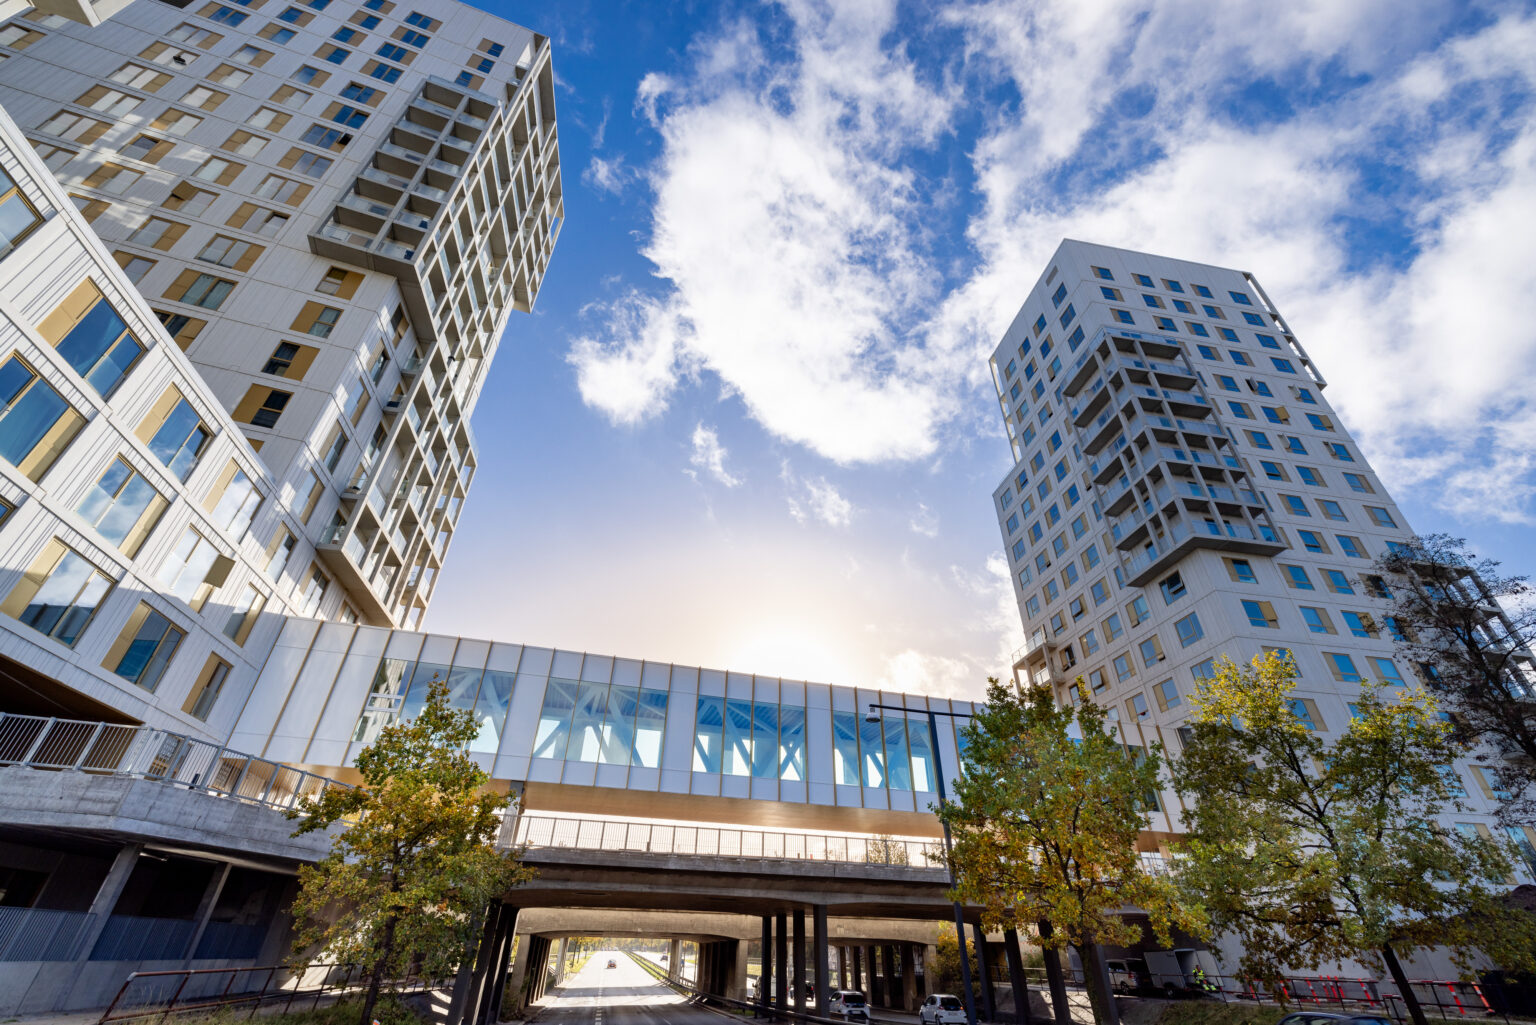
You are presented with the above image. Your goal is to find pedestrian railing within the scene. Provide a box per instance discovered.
[0,712,352,815]
[96,962,442,1024]
[510,814,947,869]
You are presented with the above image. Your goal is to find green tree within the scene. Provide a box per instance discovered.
[941,678,1202,1025]
[1171,652,1536,1025]
[928,922,977,1000]
[289,679,531,1025]
[1373,534,1536,824]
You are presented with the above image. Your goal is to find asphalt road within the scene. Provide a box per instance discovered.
[532,952,717,1025]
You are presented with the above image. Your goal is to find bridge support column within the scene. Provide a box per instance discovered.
[505,935,533,1017]
[1003,928,1032,1025]
[774,911,789,1012]
[556,938,570,982]
[670,938,683,981]
[897,940,909,1014]
[862,945,874,1004]
[480,905,519,1025]
[732,937,750,1001]
[448,901,503,1025]
[760,917,774,1014]
[836,946,847,991]
[883,945,898,1009]
[792,909,806,1016]
[1038,921,1071,1025]
[813,905,829,1017]
[973,925,996,1021]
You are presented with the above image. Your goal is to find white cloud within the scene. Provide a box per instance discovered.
[583,154,630,195]
[687,422,742,487]
[909,502,939,538]
[567,294,689,425]
[782,462,855,528]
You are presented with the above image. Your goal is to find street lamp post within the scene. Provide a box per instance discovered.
[866,703,979,1025]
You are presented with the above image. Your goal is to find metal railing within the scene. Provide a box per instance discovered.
[96,962,441,1025]
[0,713,352,815]
[512,814,946,869]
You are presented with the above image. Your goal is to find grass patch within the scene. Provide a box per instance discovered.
[1154,1001,1287,1025]
[159,995,421,1025]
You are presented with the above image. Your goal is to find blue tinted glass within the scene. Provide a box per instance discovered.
[633,690,666,768]
[0,359,66,470]
[533,679,576,759]
[859,716,885,787]
[751,701,777,779]
[602,685,637,765]
[693,695,723,773]
[566,682,608,762]
[724,698,751,776]
[779,706,805,781]
[470,669,512,754]
[883,717,912,791]
[833,711,859,785]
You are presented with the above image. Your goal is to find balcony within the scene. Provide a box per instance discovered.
[315,524,397,626]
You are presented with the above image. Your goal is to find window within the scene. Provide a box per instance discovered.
[1114,653,1135,682]
[163,182,216,215]
[1366,506,1397,528]
[322,421,348,473]
[1112,309,1134,324]
[283,149,333,177]
[1230,350,1254,367]
[139,390,212,481]
[1191,658,1216,682]
[1126,595,1150,626]
[39,111,110,143]
[1174,612,1203,647]
[1306,412,1334,432]
[368,61,403,82]
[106,604,184,692]
[1229,401,1253,419]
[254,174,309,204]
[405,10,434,26]
[1344,612,1379,639]
[1324,652,1364,683]
[297,563,327,615]
[224,584,265,644]
[116,254,155,283]
[205,460,261,536]
[37,282,146,397]
[209,63,252,87]
[1338,535,1367,559]
[158,527,229,610]
[1323,569,1354,594]
[1222,558,1256,584]
[173,272,235,309]
[236,385,290,428]
[1,540,112,647]
[301,124,347,149]
[1242,600,1278,628]
[1246,430,1272,450]
[332,27,361,43]
[222,130,267,158]
[400,29,429,46]
[1284,436,1307,454]
[1159,572,1186,604]
[1298,530,1328,554]
[1139,635,1164,666]
[205,4,249,26]
[1471,766,1511,802]
[151,109,201,137]
[1103,612,1123,641]
[1296,466,1323,487]
[0,23,46,48]
[1327,442,1354,461]
[1343,472,1373,494]
[0,356,84,481]
[77,457,166,556]
[1282,494,1310,517]
[292,63,325,83]
[1286,698,1322,731]
[181,85,229,111]
[1299,606,1334,634]
[1142,294,1164,309]
[192,156,241,185]
[1271,357,1296,373]
[1154,679,1180,712]
[1365,575,1393,600]
[377,42,408,61]
[271,83,312,108]
[1282,564,1314,590]
[77,86,140,116]
[229,203,289,236]
[197,235,258,269]
[184,656,231,720]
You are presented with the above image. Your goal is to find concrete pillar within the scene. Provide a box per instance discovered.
[181,861,231,965]
[862,946,875,1004]
[974,925,996,1021]
[505,935,532,1016]
[837,946,848,990]
[793,909,806,1016]
[1003,929,1031,1025]
[557,938,570,982]
[479,905,519,1025]
[813,906,830,1017]
[1038,922,1071,1025]
[671,938,683,981]
[901,943,918,1011]
[775,911,789,1011]
[70,842,142,961]
[884,945,899,1009]
[733,938,750,1002]
[761,917,774,1012]
[448,903,501,1025]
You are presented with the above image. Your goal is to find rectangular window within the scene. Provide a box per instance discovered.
[158,527,230,611]
[1103,612,1123,642]
[1301,606,1335,634]
[224,584,265,644]
[1226,558,1256,583]
[1174,612,1203,647]
[1,539,113,647]
[1242,600,1278,628]
[1345,612,1379,639]
[234,384,291,428]
[1325,652,1364,683]
[137,388,212,481]
[0,356,85,481]
[1286,698,1323,731]
[1126,692,1149,720]
[1153,679,1180,712]
[1366,506,1397,528]
[1282,564,1314,590]
[77,457,167,557]
[1324,569,1354,594]
[184,655,232,720]
[36,281,146,397]
[1298,529,1328,554]
[1328,443,1354,461]
[1338,535,1367,559]
[297,563,327,615]
[1344,473,1373,493]
[105,603,184,692]
[204,460,261,536]
[1138,634,1164,667]
[173,272,235,309]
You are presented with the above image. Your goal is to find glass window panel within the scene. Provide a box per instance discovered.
[693,695,723,773]
[469,669,512,754]
[532,679,576,759]
[833,711,860,786]
[778,706,805,782]
[601,685,637,765]
[751,701,778,779]
[633,690,667,768]
[353,656,410,742]
[723,698,752,777]
[859,716,886,788]
[907,718,934,793]
[444,664,481,708]
[883,717,912,791]
[56,301,143,395]
[399,660,450,722]
[566,682,608,763]
[0,357,69,470]
[21,548,110,645]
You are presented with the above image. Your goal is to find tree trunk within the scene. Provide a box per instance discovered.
[1381,943,1429,1025]
[1077,943,1120,1025]
[360,913,399,1025]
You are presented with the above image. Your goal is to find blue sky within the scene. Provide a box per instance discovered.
[425,0,1536,700]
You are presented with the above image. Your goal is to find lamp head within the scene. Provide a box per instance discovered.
[865,705,880,723]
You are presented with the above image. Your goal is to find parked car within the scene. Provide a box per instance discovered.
[830,990,869,1020]
[920,994,967,1025]
[1106,959,1149,995]
[607,959,617,969]
[661,953,668,963]
[1276,1014,1395,1025]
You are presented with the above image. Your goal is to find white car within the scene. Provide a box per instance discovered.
[829,990,869,1020]
[920,994,967,1025]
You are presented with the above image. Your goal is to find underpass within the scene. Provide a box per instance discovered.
[532,953,710,1025]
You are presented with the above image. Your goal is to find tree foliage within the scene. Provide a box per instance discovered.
[1375,533,1536,823]
[929,922,977,999]
[941,678,1202,1025]
[289,680,532,1025]
[1170,652,1536,1025]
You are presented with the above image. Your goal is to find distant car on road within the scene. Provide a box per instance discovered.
[607,959,617,969]
[1276,1014,1395,1025]
[920,994,966,1025]
[830,990,868,1020]
[661,953,668,962]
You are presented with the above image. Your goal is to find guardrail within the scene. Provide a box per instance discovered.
[0,712,352,815]
[512,814,946,869]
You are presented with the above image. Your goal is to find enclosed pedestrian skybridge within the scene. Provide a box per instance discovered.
[227,618,985,836]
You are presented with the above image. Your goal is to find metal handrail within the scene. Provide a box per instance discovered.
[511,814,946,869]
[0,713,352,815]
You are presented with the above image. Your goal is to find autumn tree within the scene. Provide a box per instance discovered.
[289,679,531,1025]
[1171,652,1536,1025]
[1374,534,1536,823]
[941,678,1202,1025]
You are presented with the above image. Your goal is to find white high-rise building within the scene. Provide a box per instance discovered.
[991,240,1530,857]
[0,0,562,629]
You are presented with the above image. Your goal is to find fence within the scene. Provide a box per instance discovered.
[0,712,352,814]
[97,963,441,1025]
[511,814,946,868]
